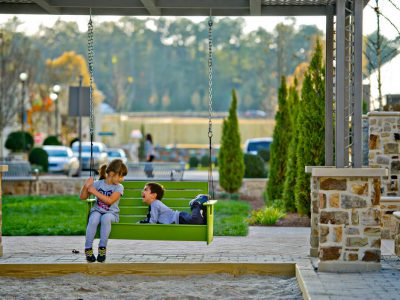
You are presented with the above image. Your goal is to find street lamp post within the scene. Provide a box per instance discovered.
[19,72,28,132]
[50,84,61,137]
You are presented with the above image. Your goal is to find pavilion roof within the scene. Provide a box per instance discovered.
[0,0,369,16]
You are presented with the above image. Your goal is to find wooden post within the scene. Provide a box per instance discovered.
[0,164,8,256]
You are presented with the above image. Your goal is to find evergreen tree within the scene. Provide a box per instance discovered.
[218,89,244,194]
[266,76,291,203]
[283,79,300,212]
[294,40,325,215]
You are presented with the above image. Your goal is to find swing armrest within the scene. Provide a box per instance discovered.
[203,200,217,245]
[85,198,96,218]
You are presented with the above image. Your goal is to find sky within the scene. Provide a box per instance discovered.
[0,2,399,39]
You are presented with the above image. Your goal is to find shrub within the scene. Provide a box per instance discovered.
[283,80,300,212]
[28,147,48,172]
[200,154,210,167]
[267,76,291,203]
[246,207,286,226]
[257,148,270,162]
[294,40,325,216]
[218,89,244,193]
[5,131,34,152]
[244,153,267,178]
[43,135,62,146]
[188,156,199,169]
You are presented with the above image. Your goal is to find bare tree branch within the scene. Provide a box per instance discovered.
[388,0,400,11]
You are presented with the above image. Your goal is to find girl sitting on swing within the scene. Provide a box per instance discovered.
[80,159,128,263]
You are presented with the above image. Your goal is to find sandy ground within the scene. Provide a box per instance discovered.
[0,274,302,299]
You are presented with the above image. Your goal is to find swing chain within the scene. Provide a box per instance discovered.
[207,15,215,199]
[88,11,95,175]
[207,16,213,140]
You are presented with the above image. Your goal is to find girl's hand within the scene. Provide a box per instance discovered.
[87,185,96,194]
[84,177,94,189]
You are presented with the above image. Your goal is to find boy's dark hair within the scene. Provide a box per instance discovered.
[146,182,165,200]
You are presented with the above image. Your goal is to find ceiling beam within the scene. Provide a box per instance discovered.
[250,0,262,16]
[32,0,60,14]
[140,0,161,16]
[157,0,248,9]
[49,0,144,8]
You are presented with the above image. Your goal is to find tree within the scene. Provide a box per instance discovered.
[266,76,291,204]
[294,40,325,215]
[0,20,37,157]
[218,89,244,194]
[365,0,400,110]
[45,51,104,143]
[283,79,300,212]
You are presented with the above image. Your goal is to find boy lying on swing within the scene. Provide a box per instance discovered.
[140,182,208,225]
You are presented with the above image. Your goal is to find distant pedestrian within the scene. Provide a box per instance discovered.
[144,133,155,177]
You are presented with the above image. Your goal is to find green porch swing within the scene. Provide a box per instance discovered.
[86,13,218,245]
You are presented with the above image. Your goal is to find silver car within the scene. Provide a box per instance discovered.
[106,148,128,164]
[43,146,80,176]
[72,142,108,171]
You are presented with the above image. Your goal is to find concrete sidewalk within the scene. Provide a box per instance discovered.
[0,227,399,299]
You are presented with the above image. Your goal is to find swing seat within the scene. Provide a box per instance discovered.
[87,181,217,245]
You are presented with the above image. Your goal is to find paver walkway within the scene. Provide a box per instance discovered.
[1,227,399,299]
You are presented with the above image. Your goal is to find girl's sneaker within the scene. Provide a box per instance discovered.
[97,247,107,263]
[85,248,96,263]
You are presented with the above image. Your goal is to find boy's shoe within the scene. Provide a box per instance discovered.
[85,248,96,263]
[97,247,107,263]
[189,194,209,208]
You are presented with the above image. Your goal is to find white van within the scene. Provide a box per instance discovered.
[244,137,273,155]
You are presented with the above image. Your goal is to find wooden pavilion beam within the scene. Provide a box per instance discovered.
[33,0,60,14]
[250,0,262,16]
[140,0,161,16]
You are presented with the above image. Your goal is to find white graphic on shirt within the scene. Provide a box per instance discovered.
[96,188,112,210]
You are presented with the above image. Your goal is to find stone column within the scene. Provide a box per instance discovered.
[310,167,387,272]
[0,164,8,257]
[394,212,400,256]
[368,111,400,196]
[368,112,400,239]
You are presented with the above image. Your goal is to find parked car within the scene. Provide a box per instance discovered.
[43,145,79,176]
[72,142,108,171]
[244,137,273,155]
[106,148,128,164]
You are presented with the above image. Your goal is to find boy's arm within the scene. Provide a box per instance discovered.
[149,203,159,223]
[80,177,94,200]
[87,186,121,205]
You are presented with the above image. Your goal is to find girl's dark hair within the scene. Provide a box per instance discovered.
[146,182,164,200]
[99,159,128,180]
[146,133,153,143]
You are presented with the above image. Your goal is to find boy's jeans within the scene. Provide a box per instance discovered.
[178,204,205,225]
[85,210,117,249]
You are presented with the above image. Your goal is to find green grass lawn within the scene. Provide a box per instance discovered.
[2,195,250,237]
[2,195,86,236]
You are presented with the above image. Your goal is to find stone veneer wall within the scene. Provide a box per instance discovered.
[309,168,387,272]
[368,112,400,239]
[2,178,267,199]
[0,165,8,257]
[368,112,400,196]
[395,212,400,256]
